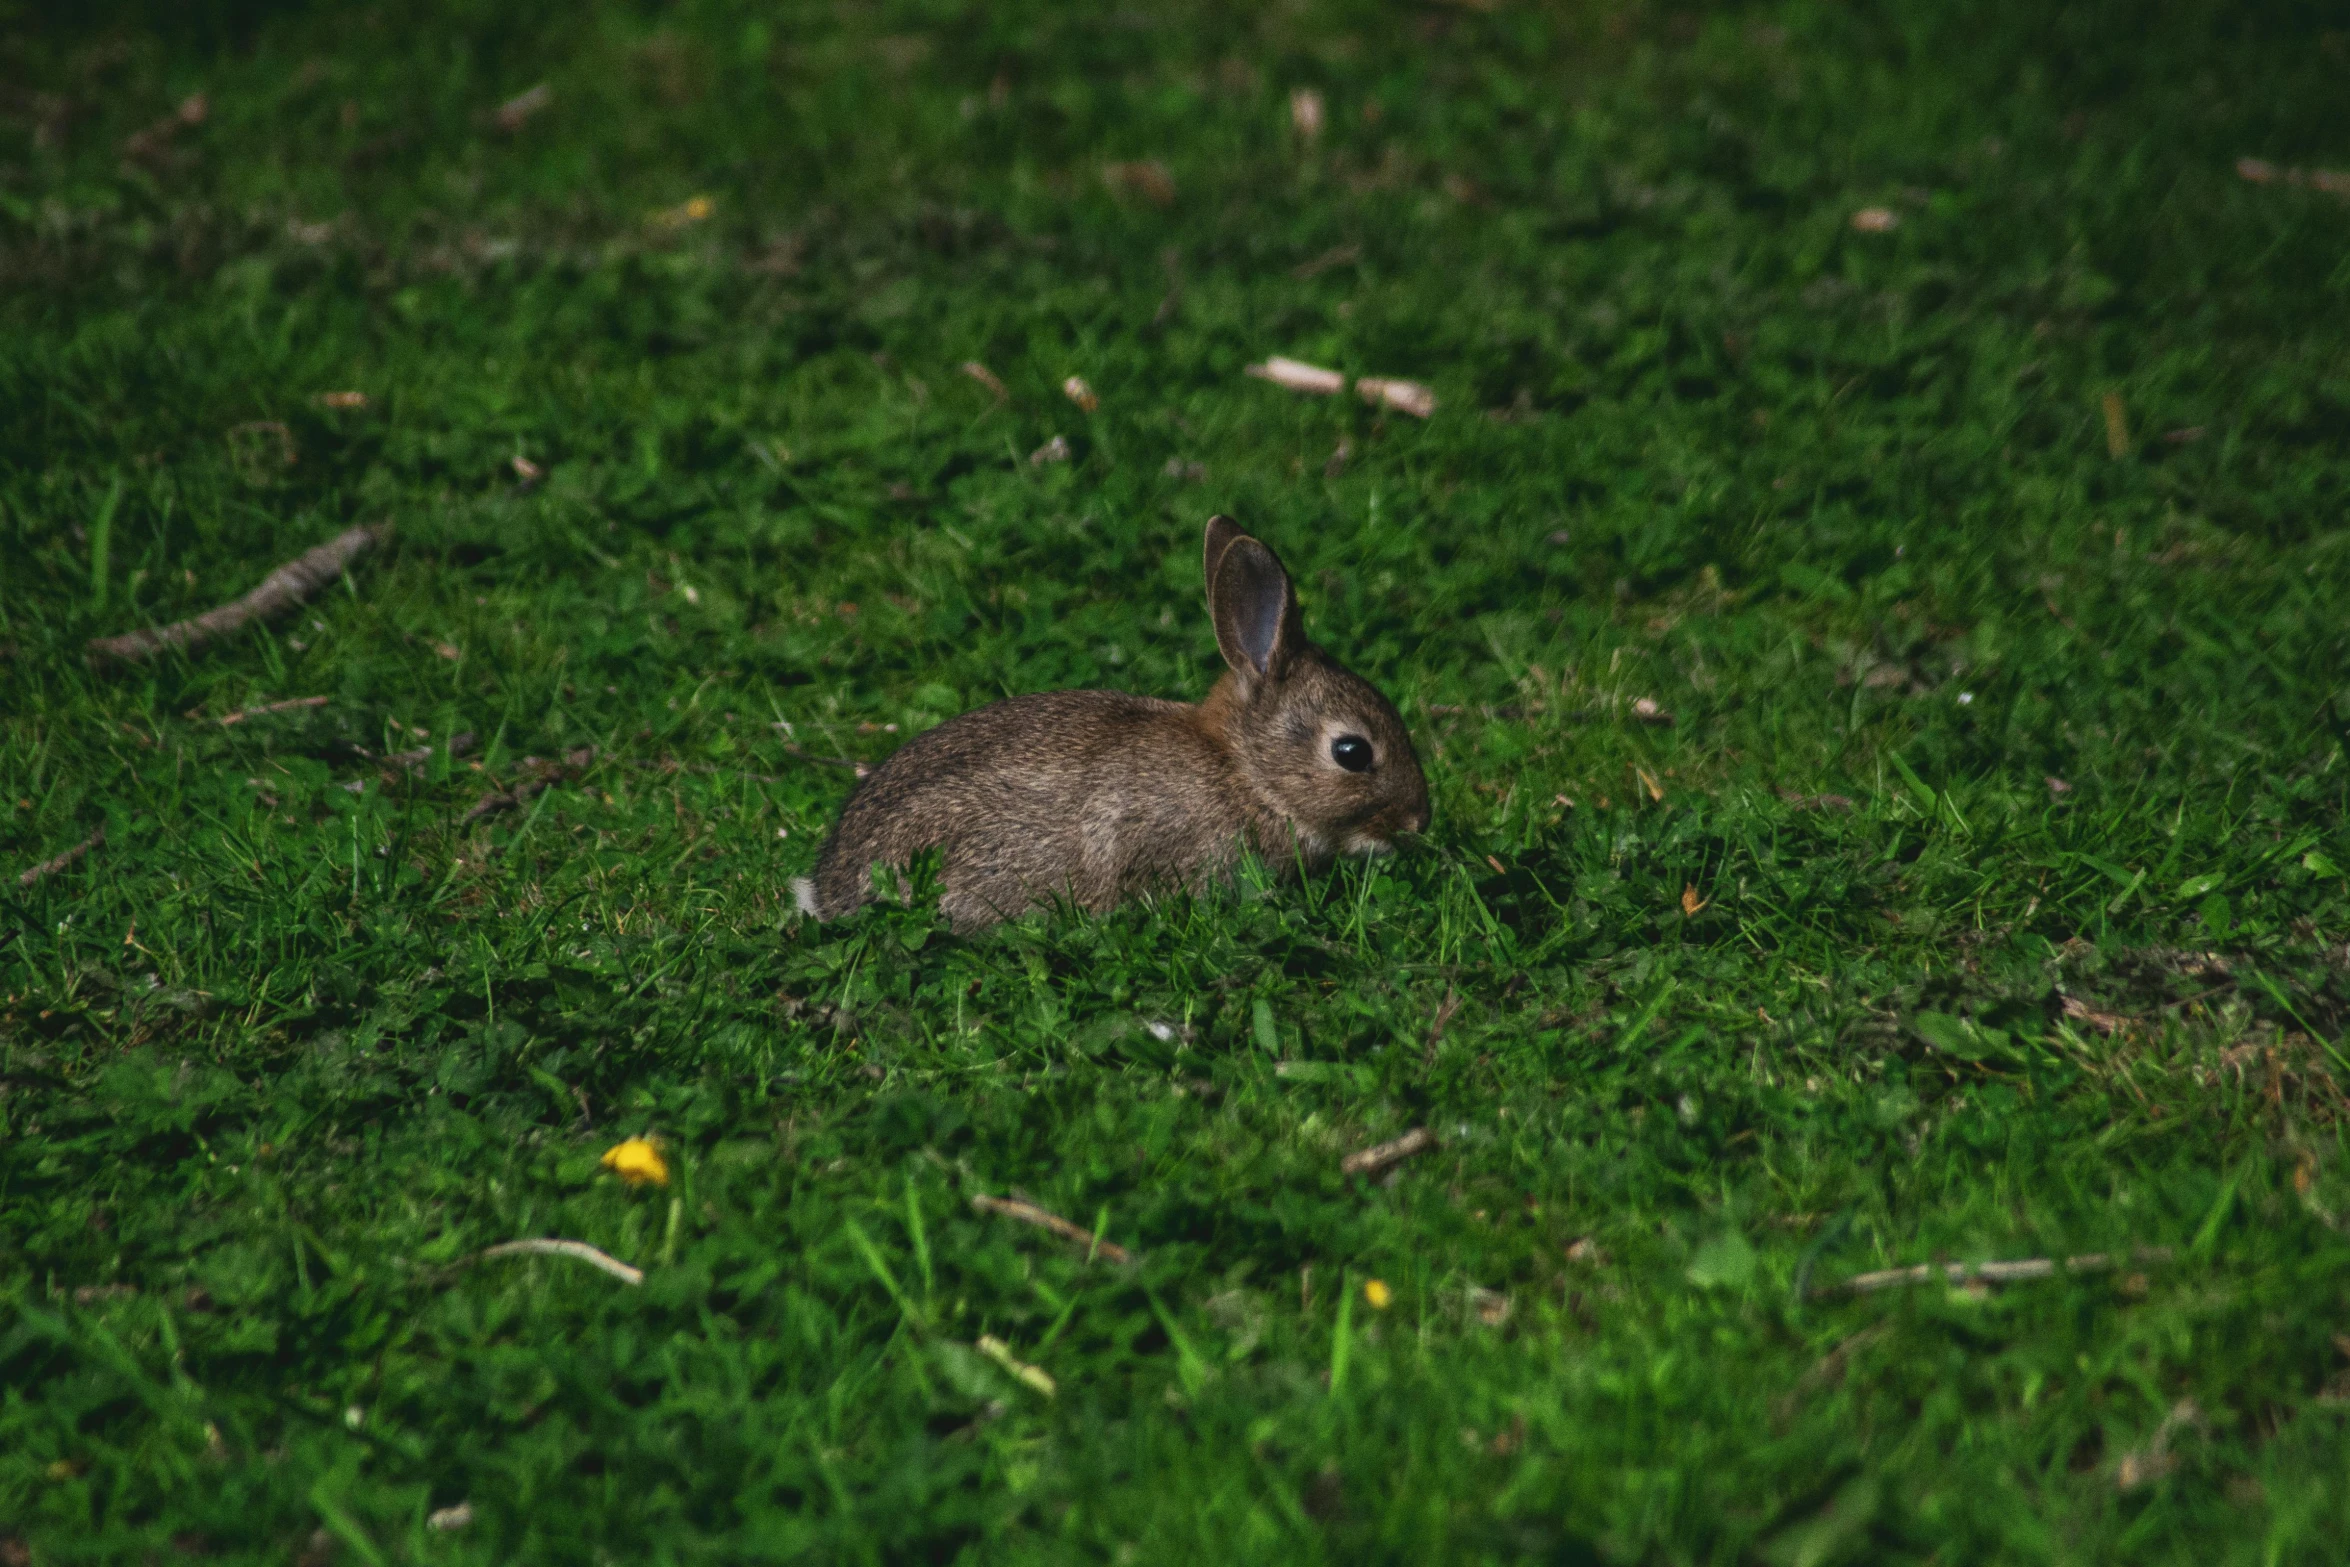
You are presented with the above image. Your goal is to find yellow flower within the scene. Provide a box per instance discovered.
[600,1137,669,1188]
[1363,1278,1393,1311]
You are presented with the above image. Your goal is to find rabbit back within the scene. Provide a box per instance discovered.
[803,689,1253,930]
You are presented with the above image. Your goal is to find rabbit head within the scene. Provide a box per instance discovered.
[1200,515,1431,861]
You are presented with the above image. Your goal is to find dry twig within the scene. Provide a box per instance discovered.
[970,1193,1133,1264]
[1822,1247,2171,1297]
[19,830,103,889]
[1357,376,1436,418]
[219,696,329,726]
[466,1238,643,1286]
[1341,1126,1435,1178]
[88,524,386,664]
[2236,156,2350,198]
[960,361,1009,400]
[1245,357,1346,396]
[462,746,595,823]
[493,83,551,133]
[1422,990,1460,1067]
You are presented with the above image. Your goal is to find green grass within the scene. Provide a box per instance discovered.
[5,0,2350,1559]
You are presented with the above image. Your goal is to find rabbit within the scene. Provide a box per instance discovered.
[794,514,1430,933]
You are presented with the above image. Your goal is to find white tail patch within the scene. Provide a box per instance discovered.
[791,876,820,918]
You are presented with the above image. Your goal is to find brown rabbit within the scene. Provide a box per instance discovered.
[795,515,1430,932]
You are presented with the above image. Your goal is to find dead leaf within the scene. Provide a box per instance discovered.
[1029,435,1070,466]
[1681,885,1707,916]
[2046,776,2073,795]
[1061,375,1098,412]
[317,390,368,410]
[2102,392,2131,459]
[1630,696,1674,725]
[510,454,543,484]
[1850,206,1900,232]
[1634,765,1663,803]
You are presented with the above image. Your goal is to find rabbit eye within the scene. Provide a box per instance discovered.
[1330,734,1374,772]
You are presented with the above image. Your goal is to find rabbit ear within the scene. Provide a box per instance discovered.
[1203,514,1248,594]
[1208,527,1301,682]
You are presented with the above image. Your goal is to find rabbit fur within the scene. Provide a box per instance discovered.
[794,516,1430,933]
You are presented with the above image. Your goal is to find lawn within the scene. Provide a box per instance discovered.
[5,0,2350,1560]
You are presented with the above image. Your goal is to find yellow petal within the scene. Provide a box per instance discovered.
[599,1137,669,1188]
[1363,1278,1393,1310]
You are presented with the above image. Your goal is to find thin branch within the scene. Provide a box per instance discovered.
[87,523,387,664]
[1422,990,1461,1067]
[466,1238,643,1286]
[970,1193,1134,1265]
[1341,1126,1435,1178]
[218,696,329,726]
[1822,1247,2171,1297]
[463,746,595,823]
[19,829,104,888]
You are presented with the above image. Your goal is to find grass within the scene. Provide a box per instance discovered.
[4,0,2350,1559]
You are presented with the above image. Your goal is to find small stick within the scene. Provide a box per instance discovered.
[1342,1126,1435,1178]
[462,746,595,823]
[976,1335,1056,1397]
[467,1238,643,1286]
[970,1193,1133,1265]
[1356,376,1437,418]
[1245,357,1346,396]
[219,695,329,726]
[1824,1247,2171,1297]
[960,361,1009,400]
[87,524,386,664]
[1422,989,1460,1068]
[20,829,104,888]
